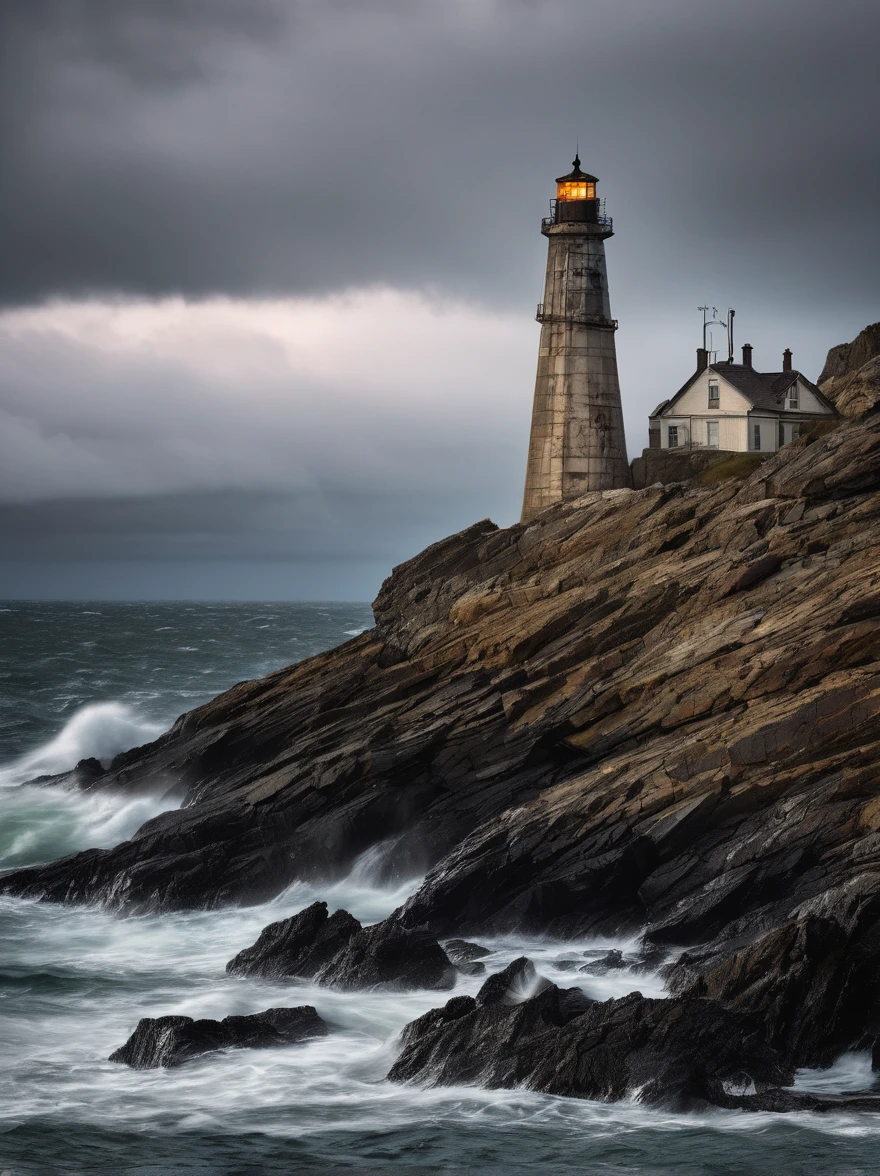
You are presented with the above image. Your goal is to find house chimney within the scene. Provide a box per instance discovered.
[696,347,709,372]
[742,343,753,368]
[783,348,793,372]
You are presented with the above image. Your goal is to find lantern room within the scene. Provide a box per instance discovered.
[552,155,601,224]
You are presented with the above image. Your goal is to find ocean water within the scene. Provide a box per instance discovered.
[1,602,878,1175]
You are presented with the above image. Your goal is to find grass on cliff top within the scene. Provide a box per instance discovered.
[692,453,766,486]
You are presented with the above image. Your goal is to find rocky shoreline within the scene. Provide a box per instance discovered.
[4,327,880,1110]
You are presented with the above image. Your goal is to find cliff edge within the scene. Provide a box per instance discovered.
[4,341,880,1082]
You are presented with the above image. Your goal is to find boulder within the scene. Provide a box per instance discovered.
[388,962,791,1109]
[109,1005,327,1069]
[225,901,359,979]
[314,921,456,992]
[580,949,626,975]
[228,905,456,992]
[443,939,492,963]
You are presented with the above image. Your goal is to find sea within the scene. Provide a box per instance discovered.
[1,601,878,1175]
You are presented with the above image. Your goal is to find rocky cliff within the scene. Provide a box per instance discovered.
[4,353,880,1088]
[818,321,880,418]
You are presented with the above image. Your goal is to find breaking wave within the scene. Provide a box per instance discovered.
[0,702,173,871]
[0,701,165,789]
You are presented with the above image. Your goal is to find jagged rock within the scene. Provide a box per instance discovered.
[314,921,456,992]
[668,896,880,1069]
[819,322,880,416]
[226,901,359,979]
[554,958,580,971]
[228,904,456,992]
[109,1006,327,1069]
[388,964,790,1109]
[442,939,490,975]
[580,949,626,975]
[6,399,880,1087]
[474,957,553,1006]
[443,939,491,963]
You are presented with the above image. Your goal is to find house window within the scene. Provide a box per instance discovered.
[779,422,785,447]
[753,424,761,450]
[706,420,719,449]
[708,380,720,407]
[668,425,679,448]
[788,387,799,409]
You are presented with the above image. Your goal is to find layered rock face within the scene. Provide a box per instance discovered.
[819,322,880,417]
[4,384,880,1080]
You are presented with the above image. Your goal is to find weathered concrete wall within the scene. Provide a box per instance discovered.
[521,221,630,523]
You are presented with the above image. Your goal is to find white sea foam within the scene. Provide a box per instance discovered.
[0,855,672,1151]
[793,1051,876,1094]
[0,702,173,869]
[0,702,165,788]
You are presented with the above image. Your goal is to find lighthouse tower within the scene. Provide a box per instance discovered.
[521,157,630,523]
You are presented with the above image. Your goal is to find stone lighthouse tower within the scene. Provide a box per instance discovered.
[521,156,630,523]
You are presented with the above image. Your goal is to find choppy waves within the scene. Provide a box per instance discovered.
[2,603,880,1173]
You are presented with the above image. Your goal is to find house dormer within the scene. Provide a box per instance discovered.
[648,342,838,454]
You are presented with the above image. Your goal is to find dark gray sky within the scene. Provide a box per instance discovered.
[1,0,878,599]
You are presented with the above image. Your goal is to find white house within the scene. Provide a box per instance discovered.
[649,345,837,453]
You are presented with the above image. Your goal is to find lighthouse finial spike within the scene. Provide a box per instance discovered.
[574,140,580,170]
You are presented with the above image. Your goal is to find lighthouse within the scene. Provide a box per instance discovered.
[521,157,630,523]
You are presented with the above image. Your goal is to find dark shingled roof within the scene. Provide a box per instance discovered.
[712,363,799,411]
[713,363,837,413]
[656,363,837,417]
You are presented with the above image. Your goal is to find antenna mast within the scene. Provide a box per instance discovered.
[698,305,735,360]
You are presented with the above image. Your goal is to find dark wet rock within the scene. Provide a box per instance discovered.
[109,1006,327,1069]
[443,939,491,963]
[228,904,455,992]
[580,949,625,975]
[388,966,789,1109]
[630,944,668,974]
[554,958,580,971]
[721,1088,880,1113]
[315,920,456,992]
[455,960,486,976]
[6,377,880,1098]
[475,957,552,1006]
[667,898,880,1069]
[226,901,359,979]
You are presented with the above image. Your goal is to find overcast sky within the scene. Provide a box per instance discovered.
[2,0,878,600]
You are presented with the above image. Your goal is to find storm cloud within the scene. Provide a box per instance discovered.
[1,0,878,597]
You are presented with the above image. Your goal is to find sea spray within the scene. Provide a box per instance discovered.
[0,701,165,788]
[0,702,172,871]
[2,602,879,1174]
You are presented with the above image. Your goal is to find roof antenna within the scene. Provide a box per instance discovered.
[727,308,735,364]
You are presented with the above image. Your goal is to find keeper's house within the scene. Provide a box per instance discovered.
[649,345,837,453]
